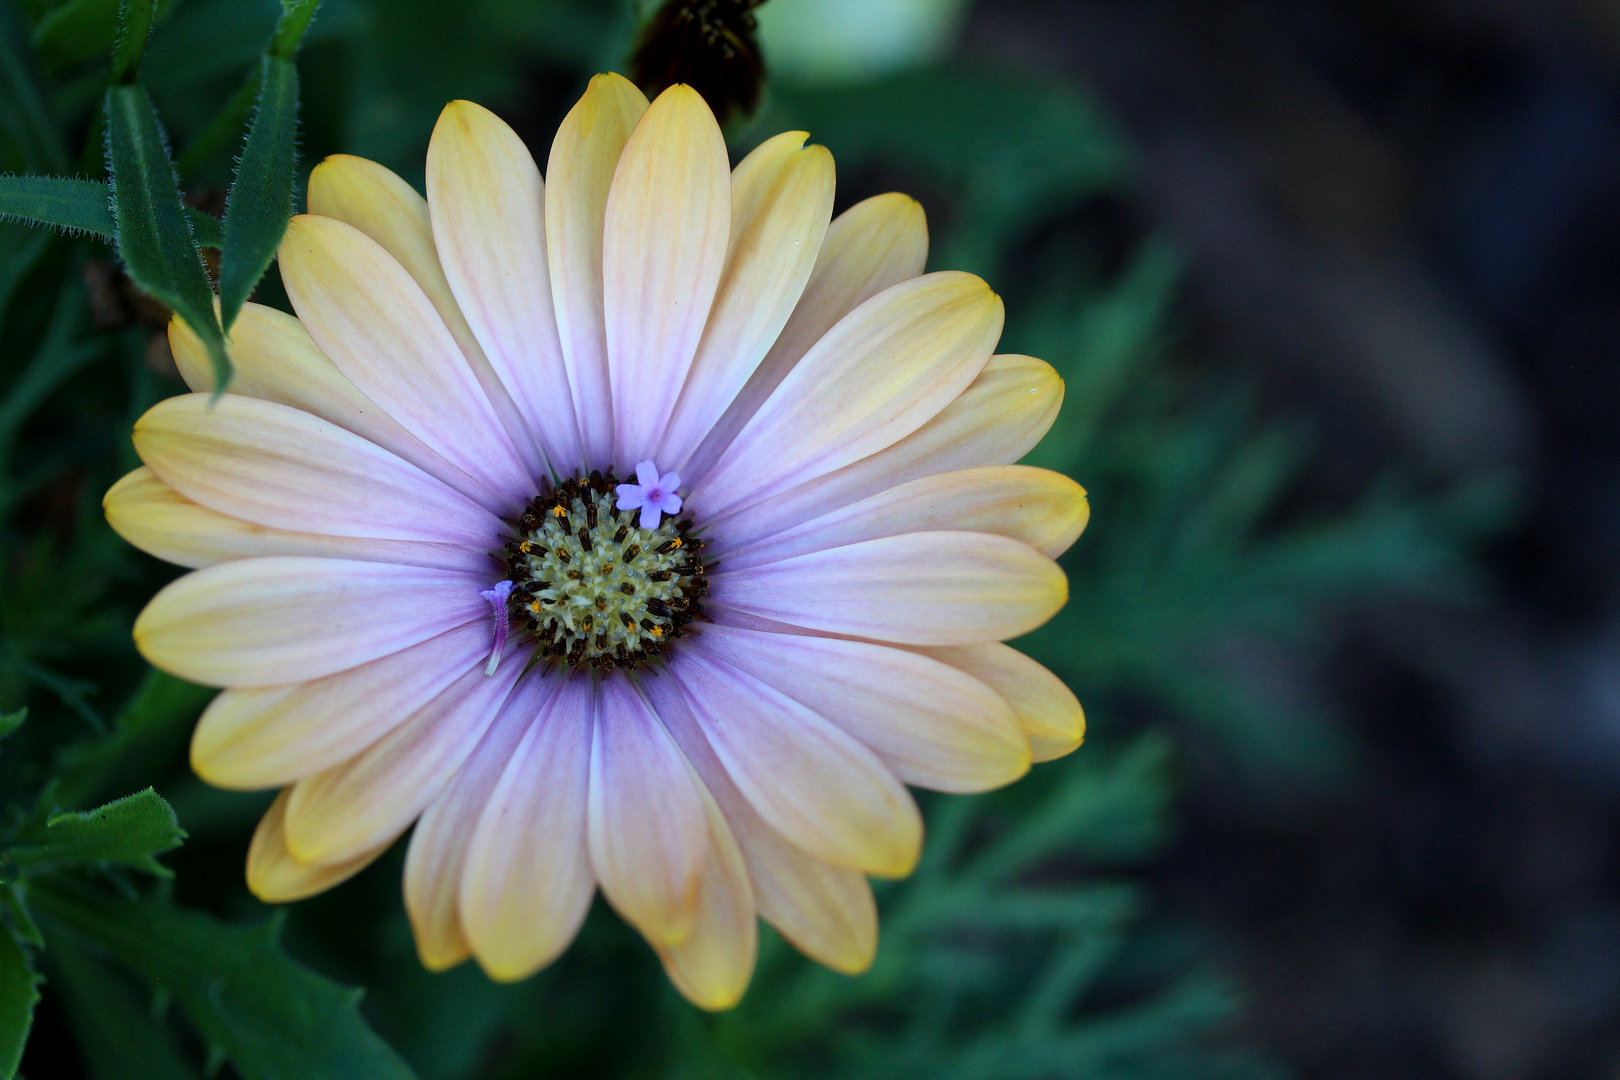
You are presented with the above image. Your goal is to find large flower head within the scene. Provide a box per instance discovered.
[106,74,1087,1009]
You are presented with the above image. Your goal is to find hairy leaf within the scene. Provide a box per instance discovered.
[34,885,419,1080]
[270,0,322,59]
[108,0,155,85]
[0,921,39,1080]
[218,54,297,329]
[103,82,229,390]
[0,175,114,238]
[9,788,184,877]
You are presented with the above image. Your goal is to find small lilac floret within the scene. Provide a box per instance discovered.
[479,579,514,676]
[615,459,683,530]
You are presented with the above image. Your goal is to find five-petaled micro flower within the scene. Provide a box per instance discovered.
[105,74,1088,1009]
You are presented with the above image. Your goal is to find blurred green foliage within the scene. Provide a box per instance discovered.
[0,0,1492,1076]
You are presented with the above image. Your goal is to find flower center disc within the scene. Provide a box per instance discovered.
[505,472,707,670]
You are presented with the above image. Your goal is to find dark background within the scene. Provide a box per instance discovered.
[962,2,1620,1078]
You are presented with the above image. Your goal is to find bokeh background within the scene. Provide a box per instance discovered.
[3,1,1618,1078]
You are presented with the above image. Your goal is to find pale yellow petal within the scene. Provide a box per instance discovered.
[642,675,880,973]
[669,652,922,878]
[168,305,494,506]
[724,465,1089,569]
[653,784,757,1011]
[686,191,928,483]
[104,467,486,573]
[657,131,835,471]
[692,272,1004,520]
[135,557,487,687]
[588,677,710,947]
[279,214,532,505]
[283,660,521,864]
[698,624,1029,793]
[919,643,1085,762]
[426,103,583,471]
[307,153,546,477]
[403,705,539,972]
[707,353,1064,552]
[246,790,390,903]
[546,72,650,466]
[461,677,595,982]
[602,83,730,465]
[133,393,501,547]
[713,532,1067,646]
[192,621,487,790]
[403,675,571,974]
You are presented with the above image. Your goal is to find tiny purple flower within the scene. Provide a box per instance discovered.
[615,459,683,530]
[479,579,514,676]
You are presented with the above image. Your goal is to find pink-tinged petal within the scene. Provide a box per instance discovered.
[652,784,757,1011]
[133,394,501,548]
[684,192,929,486]
[547,73,650,467]
[192,621,487,790]
[588,676,710,946]
[696,624,1029,793]
[642,676,879,973]
[656,131,835,472]
[667,650,922,877]
[246,790,390,903]
[917,643,1085,763]
[279,215,532,507]
[723,465,1089,571]
[134,557,488,687]
[692,273,1003,520]
[639,504,660,530]
[283,658,521,864]
[602,84,730,465]
[636,459,660,488]
[706,354,1064,553]
[169,306,498,506]
[711,532,1066,646]
[104,467,491,574]
[427,102,585,472]
[306,154,546,479]
[404,685,540,972]
[461,676,596,981]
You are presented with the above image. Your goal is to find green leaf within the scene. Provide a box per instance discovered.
[34,885,420,1080]
[103,82,229,390]
[0,888,40,950]
[0,709,22,743]
[56,670,214,811]
[9,788,185,877]
[108,0,154,85]
[0,175,218,248]
[0,174,114,238]
[270,0,322,60]
[31,0,120,71]
[0,920,40,1080]
[186,205,220,248]
[218,54,297,329]
[46,929,200,1080]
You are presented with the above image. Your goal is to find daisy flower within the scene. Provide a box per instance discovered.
[105,74,1088,1009]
